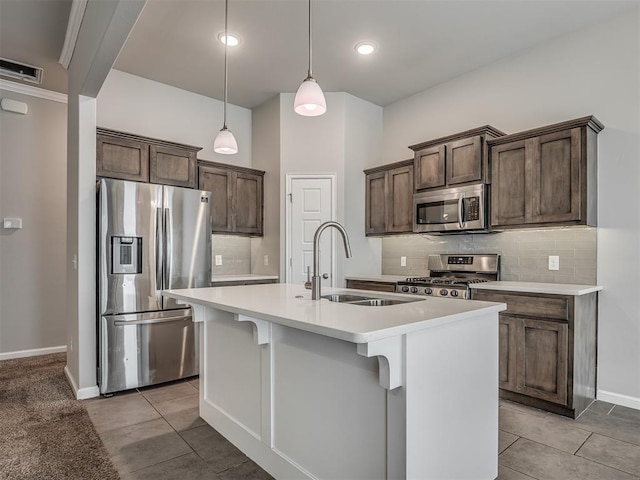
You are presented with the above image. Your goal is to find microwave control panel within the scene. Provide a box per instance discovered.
[463,196,480,221]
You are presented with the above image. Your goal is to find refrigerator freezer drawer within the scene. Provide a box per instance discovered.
[99,309,198,394]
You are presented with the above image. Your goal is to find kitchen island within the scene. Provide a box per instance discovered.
[164,283,506,479]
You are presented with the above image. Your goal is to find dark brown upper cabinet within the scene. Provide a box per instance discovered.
[198,161,264,236]
[96,128,201,188]
[409,126,505,191]
[364,159,414,236]
[488,116,603,229]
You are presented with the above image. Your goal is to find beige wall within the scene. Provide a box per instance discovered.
[0,88,67,356]
[381,10,640,407]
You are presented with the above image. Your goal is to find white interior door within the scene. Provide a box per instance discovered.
[287,176,335,287]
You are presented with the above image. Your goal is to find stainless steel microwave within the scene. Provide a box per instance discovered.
[413,184,488,233]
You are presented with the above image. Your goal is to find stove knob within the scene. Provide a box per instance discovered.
[401,286,409,293]
[451,290,459,297]
[424,287,432,295]
[440,289,448,296]
[410,287,418,294]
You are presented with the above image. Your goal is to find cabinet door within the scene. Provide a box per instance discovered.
[150,145,196,188]
[386,165,414,233]
[490,140,529,226]
[97,135,149,182]
[414,145,445,190]
[233,172,263,235]
[530,128,581,224]
[499,315,519,392]
[517,318,568,405]
[365,171,387,235]
[199,165,232,232]
[446,135,482,185]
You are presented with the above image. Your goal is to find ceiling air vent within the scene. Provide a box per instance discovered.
[0,57,43,84]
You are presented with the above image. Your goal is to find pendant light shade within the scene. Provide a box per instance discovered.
[294,76,326,116]
[213,126,238,154]
[214,0,238,155]
[295,0,326,117]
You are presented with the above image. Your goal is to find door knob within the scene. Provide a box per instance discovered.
[322,273,329,279]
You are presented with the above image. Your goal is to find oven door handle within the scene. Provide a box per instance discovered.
[458,195,465,229]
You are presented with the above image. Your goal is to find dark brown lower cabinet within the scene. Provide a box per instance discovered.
[345,279,397,293]
[473,289,597,418]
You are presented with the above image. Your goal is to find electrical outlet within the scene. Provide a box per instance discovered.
[548,255,560,271]
[400,256,407,267]
[263,255,269,266]
[215,255,223,266]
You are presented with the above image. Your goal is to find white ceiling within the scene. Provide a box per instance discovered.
[114,0,638,109]
[0,0,637,107]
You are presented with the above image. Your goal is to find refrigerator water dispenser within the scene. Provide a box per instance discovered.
[111,236,142,274]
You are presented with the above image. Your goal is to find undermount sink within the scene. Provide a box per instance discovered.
[321,294,372,303]
[321,294,421,306]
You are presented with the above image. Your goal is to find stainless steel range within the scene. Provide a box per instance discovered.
[396,254,500,299]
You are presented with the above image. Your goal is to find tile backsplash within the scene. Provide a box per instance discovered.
[211,235,251,275]
[382,227,597,285]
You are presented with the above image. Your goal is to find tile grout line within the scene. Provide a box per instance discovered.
[572,431,593,455]
[514,437,640,478]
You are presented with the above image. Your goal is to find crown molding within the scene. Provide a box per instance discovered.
[0,79,67,103]
[59,0,88,69]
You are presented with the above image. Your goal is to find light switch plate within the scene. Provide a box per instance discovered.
[3,217,22,229]
[548,255,560,271]
[215,255,223,266]
[400,256,407,267]
[263,255,269,266]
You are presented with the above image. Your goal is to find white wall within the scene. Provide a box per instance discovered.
[66,0,145,398]
[382,10,640,407]
[276,92,383,285]
[251,95,281,276]
[0,87,67,358]
[97,69,252,167]
[343,93,383,277]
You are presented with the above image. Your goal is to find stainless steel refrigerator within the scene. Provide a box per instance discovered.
[97,178,211,394]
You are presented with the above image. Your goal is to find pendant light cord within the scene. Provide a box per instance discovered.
[307,0,312,78]
[223,0,229,129]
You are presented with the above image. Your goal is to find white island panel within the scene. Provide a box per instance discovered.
[271,326,387,479]
[165,284,504,480]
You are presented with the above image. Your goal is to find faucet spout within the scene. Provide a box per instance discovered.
[310,221,352,300]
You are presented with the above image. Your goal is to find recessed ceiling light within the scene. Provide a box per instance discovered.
[355,42,376,55]
[218,33,240,47]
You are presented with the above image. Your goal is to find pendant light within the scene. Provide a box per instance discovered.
[294,0,326,116]
[214,0,238,154]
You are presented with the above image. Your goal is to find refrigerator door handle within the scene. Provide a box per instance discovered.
[155,207,163,294]
[114,314,192,326]
[164,207,172,292]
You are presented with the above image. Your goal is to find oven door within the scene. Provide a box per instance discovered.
[413,184,487,233]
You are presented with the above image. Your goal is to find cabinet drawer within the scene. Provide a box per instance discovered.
[346,280,397,293]
[472,290,569,321]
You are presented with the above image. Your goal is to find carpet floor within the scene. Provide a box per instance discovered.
[0,353,119,480]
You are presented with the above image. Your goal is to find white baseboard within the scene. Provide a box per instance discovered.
[597,389,640,411]
[0,345,66,361]
[64,365,100,400]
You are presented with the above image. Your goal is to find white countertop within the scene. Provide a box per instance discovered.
[345,275,411,283]
[164,283,505,344]
[470,281,602,296]
[211,274,279,283]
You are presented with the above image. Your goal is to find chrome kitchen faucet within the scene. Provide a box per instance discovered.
[305,221,352,300]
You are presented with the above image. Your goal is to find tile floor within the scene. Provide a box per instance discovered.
[84,380,640,480]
